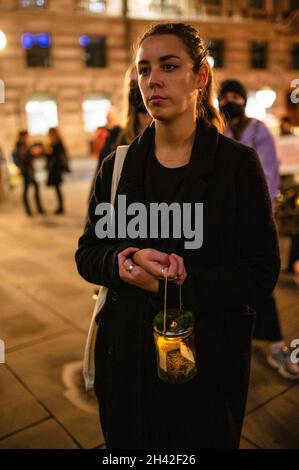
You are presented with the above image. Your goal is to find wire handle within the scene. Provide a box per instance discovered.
[162,275,183,337]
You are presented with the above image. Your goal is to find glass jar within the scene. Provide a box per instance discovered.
[153,308,197,384]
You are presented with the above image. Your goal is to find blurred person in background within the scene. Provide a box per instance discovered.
[280,115,294,137]
[13,130,45,216]
[88,64,152,199]
[45,127,70,215]
[98,64,152,167]
[219,80,299,380]
[92,107,119,160]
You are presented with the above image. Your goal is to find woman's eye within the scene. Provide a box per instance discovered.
[163,64,177,71]
[138,68,150,76]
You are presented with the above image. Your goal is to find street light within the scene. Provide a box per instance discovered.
[0,30,7,50]
[256,86,277,109]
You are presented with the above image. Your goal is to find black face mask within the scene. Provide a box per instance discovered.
[129,86,147,114]
[220,102,245,120]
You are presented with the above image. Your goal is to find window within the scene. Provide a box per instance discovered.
[291,43,299,69]
[204,0,221,5]
[22,33,51,67]
[77,0,107,13]
[82,93,111,132]
[251,41,267,69]
[209,40,225,68]
[80,35,107,67]
[20,0,47,7]
[248,0,264,8]
[290,0,299,12]
[26,94,58,135]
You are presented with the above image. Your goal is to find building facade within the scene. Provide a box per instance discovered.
[0,0,299,158]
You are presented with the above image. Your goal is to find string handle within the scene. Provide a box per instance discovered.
[162,276,183,337]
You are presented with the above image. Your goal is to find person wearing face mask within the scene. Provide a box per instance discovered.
[219,80,299,380]
[97,65,151,167]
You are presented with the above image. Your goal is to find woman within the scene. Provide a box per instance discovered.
[76,23,280,449]
[46,127,69,214]
[13,130,45,216]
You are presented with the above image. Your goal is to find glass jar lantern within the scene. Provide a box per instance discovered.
[153,279,197,384]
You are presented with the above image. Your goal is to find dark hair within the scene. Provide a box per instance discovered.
[136,23,224,132]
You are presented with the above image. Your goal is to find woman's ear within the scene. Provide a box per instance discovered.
[197,63,209,90]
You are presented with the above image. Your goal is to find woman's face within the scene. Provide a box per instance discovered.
[136,34,205,122]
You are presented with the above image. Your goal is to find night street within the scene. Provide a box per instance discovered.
[0,159,298,449]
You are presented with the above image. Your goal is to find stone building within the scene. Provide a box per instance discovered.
[0,0,298,158]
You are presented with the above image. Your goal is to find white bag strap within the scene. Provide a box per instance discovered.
[111,145,129,204]
[83,144,129,392]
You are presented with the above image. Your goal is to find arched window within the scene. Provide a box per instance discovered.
[25,93,58,135]
[82,93,111,132]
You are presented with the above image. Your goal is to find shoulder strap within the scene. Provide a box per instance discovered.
[110,145,129,205]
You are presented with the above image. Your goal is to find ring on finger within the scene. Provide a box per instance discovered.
[126,263,135,273]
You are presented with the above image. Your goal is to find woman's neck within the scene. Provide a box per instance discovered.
[154,113,197,168]
[138,112,152,133]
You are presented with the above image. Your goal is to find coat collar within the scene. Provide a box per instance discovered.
[117,117,219,204]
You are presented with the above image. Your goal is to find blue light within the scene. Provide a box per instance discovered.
[79,35,90,47]
[22,33,34,49]
[37,33,51,48]
[21,32,51,49]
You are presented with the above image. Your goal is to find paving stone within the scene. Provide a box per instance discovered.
[6,332,104,449]
[239,438,259,449]
[0,419,79,449]
[243,385,299,449]
[0,366,49,439]
[1,280,70,351]
[246,343,291,413]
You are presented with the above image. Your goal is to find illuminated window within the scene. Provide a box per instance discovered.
[20,0,47,7]
[26,94,58,135]
[77,0,107,13]
[82,93,111,133]
[22,33,51,67]
[79,35,107,67]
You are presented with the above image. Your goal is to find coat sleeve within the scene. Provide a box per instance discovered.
[75,152,137,287]
[180,147,281,313]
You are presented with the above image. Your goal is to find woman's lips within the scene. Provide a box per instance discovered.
[149,96,166,104]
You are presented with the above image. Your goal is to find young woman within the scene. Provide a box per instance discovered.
[45,127,69,214]
[13,130,45,216]
[76,23,280,449]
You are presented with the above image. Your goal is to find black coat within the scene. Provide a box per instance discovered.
[46,141,68,186]
[75,118,280,449]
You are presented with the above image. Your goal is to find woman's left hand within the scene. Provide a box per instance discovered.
[118,247,159,293]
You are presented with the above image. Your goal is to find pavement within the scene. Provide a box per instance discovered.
[0,158,298,449]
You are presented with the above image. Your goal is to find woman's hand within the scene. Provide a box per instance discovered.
[132,249,187,284]
[118,247,159,293]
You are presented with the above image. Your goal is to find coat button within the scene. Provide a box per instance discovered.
[107,345,113,356]
[111,291,119,302]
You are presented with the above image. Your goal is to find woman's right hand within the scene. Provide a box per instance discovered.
[132,249,187,284]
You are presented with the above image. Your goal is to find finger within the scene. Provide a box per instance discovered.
[170,253,185,277]
[165,256,178,279]
[117,247,139,265]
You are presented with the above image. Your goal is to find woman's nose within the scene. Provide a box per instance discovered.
[148,68,163,88]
